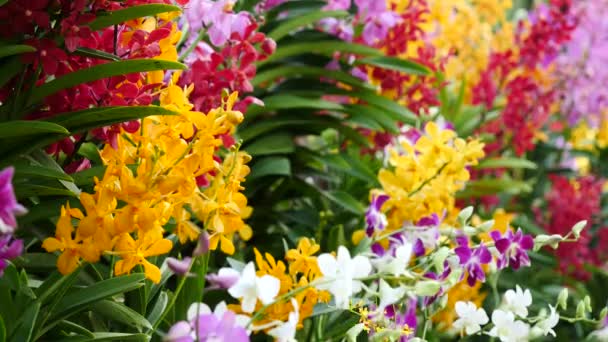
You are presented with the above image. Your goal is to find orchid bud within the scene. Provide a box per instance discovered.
[414,280,441,296]
[584,295,592,312]
[572,220,587,239]
[477,219,495,233]
[557,288,568,310]
[576,301,586,319]
[261,38,276,55]
[457,206,474,226]
[167,257,192,276]
[599,307,608,322]
[193,231,210,256]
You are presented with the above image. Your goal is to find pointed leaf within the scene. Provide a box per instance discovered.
[0,121,69,138]
[476,157,537,170]
[90,300,152,331]
[27,59,186,106]
[88,4,181,31]
[249,157,291,179]
[323,190,365,214]
[268,10,349,41]
[356,56,430,76]
[73,48,120,62]
[259,41,381,66]
[244,133,295,156]
[0,45,36,59]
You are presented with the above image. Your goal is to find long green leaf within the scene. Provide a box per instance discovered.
[268,10,349,41]
[73,48,120,62]
[54,332,149,342]
[0,121,69,138]
[253,65,372,89]
[355,56,430,76]
[476,157,538,170]
[260,94,345,111]
[258,41,382,66]
[90,300,152,331]
[244,133,295,156]
[28,59,186,106]
[146,292,168,328]
[56,321,95,338]
[0,315,5,342]
[0,57,24,89]
[323,190,365,214]
[45,105,178,132]
[50,274,146,323]
[13,164,74,182]
[13,184,77,198]
[0,45,35,59]
[89,4,181,31]
[249,157,292,179]
[9,301,40,342]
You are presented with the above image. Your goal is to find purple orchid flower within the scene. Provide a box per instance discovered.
[192,311,249,342]
[361,11,401,45]
[384,298,418,341]
[490,228,534,270]
[167,257,192,276]
[0,167,27,234]
[365,194,389,236]
[403,213,441,256]
[165,311,249,342]
[324,0,351,11]
[454,235,492,286]
[0,236,23,277]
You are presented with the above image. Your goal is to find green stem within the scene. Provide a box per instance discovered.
[152,257,196,330]
[179,29,206,62]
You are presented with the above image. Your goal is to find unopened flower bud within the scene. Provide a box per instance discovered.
[414,280,441,296]
[557,288,568,310]
[599,307,608,322]
[193,231,210,256]
[576,301,586,319]
[572,220,587,239]
[457,206,474,226]
[167,257,192,276]
[261,38,276,55]
[206,267,240,289]
[227,110,244,124]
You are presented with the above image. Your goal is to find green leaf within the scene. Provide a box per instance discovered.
[71,166,106,187]
[0,315,5,342]
[457,179,532,198]
[56,321,95,338]
[13,164,74,182]
[54,332,149,342]
[35,270,81,305]
[9,301,40,342]
[27,59,186,106]
[45,105,178,133]
[268,10,349,41]
[476,157,538,170]
[244,133,295,156]
[260,94,345,111]
[0,45,36,59]
[90,300,152,331]
[249,157,291,179]
[50,274,146,323]
[173,254,209,322]
[0,121,69,138]
[13,184,77,198]
[355,56,430,76]
[253,65,372,89]
[73,48,120,62]
[146,292,168,327]
[0,57,24,89]
[323,190,365,214]
[259,41,382,66]
[88,4,181,31]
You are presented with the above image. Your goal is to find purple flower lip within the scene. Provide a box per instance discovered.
[0,236,23,277]
[206,268,240,289]
[167,257,192,276]
[454,235,492,286]
[365,194,390,236]
[490,228,534,270]
[0,167,27,232]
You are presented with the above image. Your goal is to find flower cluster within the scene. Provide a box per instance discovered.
[0,167,26,277]
[42,89,251,282]
[179,0,276,114]
[453,285,561,341]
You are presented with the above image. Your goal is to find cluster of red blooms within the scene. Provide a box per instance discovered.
[0,0,189,172]
[535,175,606,280]
[472,0,576,156]
[178,22,275,114]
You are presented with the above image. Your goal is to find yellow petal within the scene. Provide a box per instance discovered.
[143,238,173,257]
[220,235,235,255]
[57,250,79,275]
[238,224,253,241]
[142,259,162,284]
[42,237,63,253]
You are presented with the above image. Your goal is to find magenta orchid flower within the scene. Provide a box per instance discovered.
[365,194,389,236]
[455,235,492,286]
[490,228,534,270]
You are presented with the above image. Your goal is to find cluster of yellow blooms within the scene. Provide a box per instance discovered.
[230,238,330,329]
[427,0,514,98]
[43,86,252,283]
[379,122,485,225]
